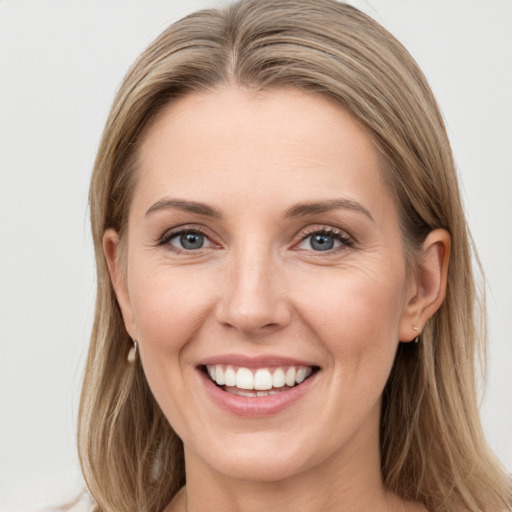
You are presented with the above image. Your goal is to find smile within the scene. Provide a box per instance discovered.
[205,364,315,397]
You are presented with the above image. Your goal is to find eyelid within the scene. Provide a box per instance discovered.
[158,224,219,253]
[293,225,355,251]
[156,223,354,253]
[159,224,206,243]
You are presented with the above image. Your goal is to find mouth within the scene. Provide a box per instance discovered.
[200,364,319,398]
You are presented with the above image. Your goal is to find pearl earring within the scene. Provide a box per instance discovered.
[127,340,138,363]
[413,325,420,344]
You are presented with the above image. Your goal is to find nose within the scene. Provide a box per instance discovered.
[215,247,292,337]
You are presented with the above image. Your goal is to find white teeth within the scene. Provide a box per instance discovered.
[285,367,296,386]
[206,364,314,392]
[254,369,273,390]
[231,389,257,397]
[236,367,254,390]
[296,367,308,384]
[224,365,236,386]
[214,364,225,385]
[272,368,286,388]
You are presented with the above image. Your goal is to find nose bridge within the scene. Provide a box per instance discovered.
[216,239,290,335]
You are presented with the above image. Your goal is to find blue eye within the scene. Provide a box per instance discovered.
[309,233,336,251]
[298,229,352,252]
[167,230,212,251]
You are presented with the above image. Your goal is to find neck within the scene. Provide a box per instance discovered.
[184,453,388,512]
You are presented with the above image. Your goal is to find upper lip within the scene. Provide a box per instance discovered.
[197,353,319,369]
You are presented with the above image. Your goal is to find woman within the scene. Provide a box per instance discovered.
[80,0,512,511]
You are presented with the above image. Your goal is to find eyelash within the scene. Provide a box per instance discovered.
[157,225,354,254]
[297,226,354,252]
[158,226,212,254]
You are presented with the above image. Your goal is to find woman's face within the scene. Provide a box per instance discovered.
[108,86,420,482]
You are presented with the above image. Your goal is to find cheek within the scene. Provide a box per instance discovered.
[126,266,216,429]
[296,264,406,340]
[293,264,406,388]
[127,263,216,353]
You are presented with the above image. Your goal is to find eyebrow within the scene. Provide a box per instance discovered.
[284,199,374,221]
[144,197,374,222]
[145,198,222,218]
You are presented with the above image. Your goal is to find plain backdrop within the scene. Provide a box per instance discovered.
[1,1,511,510]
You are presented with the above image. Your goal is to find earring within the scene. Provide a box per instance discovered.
[127,340,138,363]
[413,325,420,344]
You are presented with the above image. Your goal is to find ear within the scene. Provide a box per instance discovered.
[399,228,451,342]
[103,228,137,340]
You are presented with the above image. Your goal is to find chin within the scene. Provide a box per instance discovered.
[184,421,347,484]
[203,443,314,483]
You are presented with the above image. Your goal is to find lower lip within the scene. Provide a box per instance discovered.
[199,369,317,417]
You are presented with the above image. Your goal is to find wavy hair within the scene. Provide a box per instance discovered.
[80,1,512,511]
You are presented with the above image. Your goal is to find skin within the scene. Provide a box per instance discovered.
[104,86,450,512]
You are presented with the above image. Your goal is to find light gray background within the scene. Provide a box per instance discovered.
[1,1,511,510]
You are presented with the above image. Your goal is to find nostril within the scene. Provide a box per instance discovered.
[219,317,283,336]
[228,322,282,337]
[214,274,292,335]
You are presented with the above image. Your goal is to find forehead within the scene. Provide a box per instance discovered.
[133,86,395,221]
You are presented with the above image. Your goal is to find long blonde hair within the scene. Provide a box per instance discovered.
[80,1,512,511]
